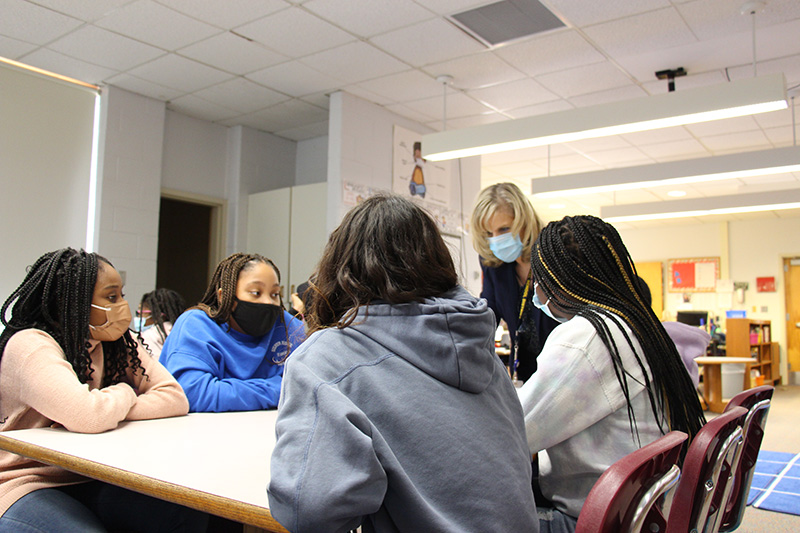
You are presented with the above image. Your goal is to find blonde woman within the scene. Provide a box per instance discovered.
[470,182,558,382]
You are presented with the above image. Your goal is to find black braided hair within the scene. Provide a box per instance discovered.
[138,288,187,343]
[0,248,146,387]
[192,253,296,361]
[531,216,706,443]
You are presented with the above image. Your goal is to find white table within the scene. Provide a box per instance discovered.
[0,410,287,532]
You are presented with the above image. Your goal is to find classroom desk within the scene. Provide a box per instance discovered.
[695,356,756,413]
[0,410,287,533]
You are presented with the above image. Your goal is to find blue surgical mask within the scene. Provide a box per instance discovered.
[133,316,153,333]
[532,283,569,323]
[488,233,523,263]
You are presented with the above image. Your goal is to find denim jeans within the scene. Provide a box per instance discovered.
[0,481,209,532]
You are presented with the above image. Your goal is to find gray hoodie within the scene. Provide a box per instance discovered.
[268,286,539,533]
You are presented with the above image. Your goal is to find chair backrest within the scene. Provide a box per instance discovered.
[575,431,688,533]
[667,406,748,533]
[719,385,774,532]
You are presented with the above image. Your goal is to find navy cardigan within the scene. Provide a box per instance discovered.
[480,260,559,382]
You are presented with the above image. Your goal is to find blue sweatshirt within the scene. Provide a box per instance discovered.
[160,309,305,412]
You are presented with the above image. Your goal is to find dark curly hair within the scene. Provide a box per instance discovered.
[0,248,146,387]
[137,288,187,344]
[305,194,458,334]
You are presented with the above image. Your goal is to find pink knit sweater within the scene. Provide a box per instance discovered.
[0,329,189,516]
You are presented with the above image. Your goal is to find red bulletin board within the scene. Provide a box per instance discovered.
[756,277,776,292]
[668,257,720,292]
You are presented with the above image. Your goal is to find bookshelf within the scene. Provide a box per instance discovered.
[725,318,780,386]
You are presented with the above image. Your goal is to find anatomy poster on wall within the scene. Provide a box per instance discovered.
[392,125,450,206]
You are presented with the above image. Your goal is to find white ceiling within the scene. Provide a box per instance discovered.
[3,0,800,229]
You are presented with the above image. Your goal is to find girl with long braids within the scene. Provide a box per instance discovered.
[0,248,208,532]
[518,216,706,533]
[134,288,187,360]
[159,253,305,412]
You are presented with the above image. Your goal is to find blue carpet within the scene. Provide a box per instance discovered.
[748,451,800,515]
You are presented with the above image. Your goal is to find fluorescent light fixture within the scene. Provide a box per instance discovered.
[601,189,800,223]
[421,74,787,161]
[531,146,800,198]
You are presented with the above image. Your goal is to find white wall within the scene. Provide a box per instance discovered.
[296,136,328,186]
[326,91,483,294]
[95,85,165,312]
[618,217,800,382]
[0,63,95,307]
[161,110,228,198]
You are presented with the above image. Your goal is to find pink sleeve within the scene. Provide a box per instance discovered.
[125,344,189,421]
[11,332,137,434]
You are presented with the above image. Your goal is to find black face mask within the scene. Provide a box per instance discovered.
[231,299,283,337]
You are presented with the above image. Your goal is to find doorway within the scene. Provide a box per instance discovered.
[156,195,223,306]
[784,257,800,381]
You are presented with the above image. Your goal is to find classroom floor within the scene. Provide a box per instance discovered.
[720,384,800,532]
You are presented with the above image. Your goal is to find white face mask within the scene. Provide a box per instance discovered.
[532,283,569,324]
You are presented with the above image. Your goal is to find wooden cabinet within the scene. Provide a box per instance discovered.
[725,318,781,387]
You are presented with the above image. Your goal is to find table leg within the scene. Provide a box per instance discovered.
[703,364,725,413]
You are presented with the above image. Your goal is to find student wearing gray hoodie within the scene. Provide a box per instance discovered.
[268,194,538,533]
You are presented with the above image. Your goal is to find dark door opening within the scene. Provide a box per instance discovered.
[156,197,212,307]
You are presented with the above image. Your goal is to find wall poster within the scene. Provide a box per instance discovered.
[392,125,451,206]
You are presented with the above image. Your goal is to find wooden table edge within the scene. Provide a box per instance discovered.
[0,435,288,533]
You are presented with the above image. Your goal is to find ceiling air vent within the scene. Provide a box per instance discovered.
[449,0,565,47]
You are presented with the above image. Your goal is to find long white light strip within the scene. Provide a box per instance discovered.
[422,74,787,161]
[601,190,800,223]
[532,146,800,198]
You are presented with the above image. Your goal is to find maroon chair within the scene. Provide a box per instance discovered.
[667,406,748,533]
[575,431,688,533]
[718,385,774,532]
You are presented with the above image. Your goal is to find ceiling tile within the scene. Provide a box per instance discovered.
[355,69,442,103]
[178,32,288,75]
[304,0,433,38]
[247,61,343,97]
[19,48,118,84]
[95,1,221,51]
[301,41,409,84]
[583,7,697,58]
[158,0,290,29]
[192,78,289,113]
[26,0,132,21]
[127,54,233,93]
[48,25,165,70]
[422,51,526,90]
[568,84,648,107]
[620,126,696,146]
[494,30,606,77]
[504,99,574,119]
[417,1,488,16]
[235,7,356,58]
[637,138,710,160]
[678,0,800,41]
[546,0,670,28]
[684,116,760,138]
[167,94,242,122]
[0,35,38,59]
[274,120,330,141]
[104,73,184,102]
[563,136,634,153]
[241,99,328,131]
[584,146,652,166]
[427,111,508,130]
[1,0,82,45]
[469,77,558,111]
[401,92,492,119]
[700,130,772,152]
[369,18,485,67]
[384,103,437,125]
[536,61,634,98]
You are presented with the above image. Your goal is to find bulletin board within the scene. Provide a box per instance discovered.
[668,257,720,292]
